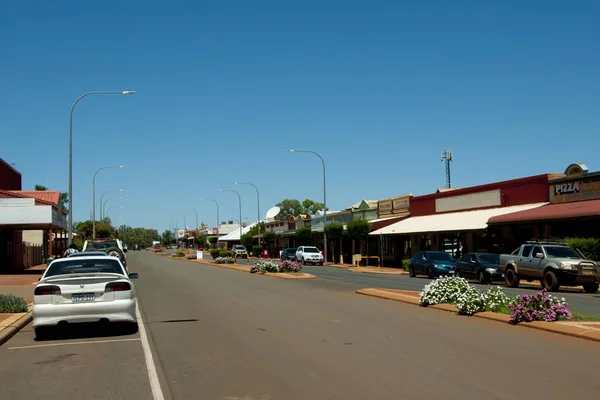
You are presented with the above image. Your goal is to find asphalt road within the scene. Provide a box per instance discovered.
[2,251,600,399]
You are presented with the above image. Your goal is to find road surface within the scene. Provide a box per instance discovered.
[1,251,600,399]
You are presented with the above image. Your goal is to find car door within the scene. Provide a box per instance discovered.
[528,246,545,276]
[296,247,303,261]
[518,245,533,275]
[456,254,470,276]
[469,254,480,278]
[411,252,423,274]
[419,252,429,274]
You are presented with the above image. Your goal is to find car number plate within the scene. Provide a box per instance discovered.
[72,293,95,302]
[582,270,594,276]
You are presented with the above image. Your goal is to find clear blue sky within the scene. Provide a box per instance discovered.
[2,0,599,233]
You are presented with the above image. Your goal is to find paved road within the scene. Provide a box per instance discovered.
[2,252,600,399]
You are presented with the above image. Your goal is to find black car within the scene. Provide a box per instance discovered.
[455,253,503,284]
[280,248,297,262]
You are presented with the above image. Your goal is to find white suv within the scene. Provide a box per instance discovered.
[296,246,323,265]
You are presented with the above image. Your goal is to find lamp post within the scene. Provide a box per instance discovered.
[92,165,124,239]
[219,189,243,242]
[100,189,123,220]
[68,90,135,245]
[201,198,220,247]
[102,197,122,221]
[185,207,199,248]
[287,149,327,262]
[234,182,261,246]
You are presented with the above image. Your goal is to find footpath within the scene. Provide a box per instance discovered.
[0,264,44,346]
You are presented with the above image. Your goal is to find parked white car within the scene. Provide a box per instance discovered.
[296,246,324,265]
[33,255,138,339]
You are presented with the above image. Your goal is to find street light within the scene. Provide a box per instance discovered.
[287,149,327,262]
[185,207,199,232]
[92,165,124,239]
[102,197,122,220]
[219,189,243,242]
[100,189,123,219]
[106,206,123,220]
[68,90,135,245]
[234,182,261,246]
[201,198,220,246]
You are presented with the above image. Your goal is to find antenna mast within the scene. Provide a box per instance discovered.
[441,149,453,188]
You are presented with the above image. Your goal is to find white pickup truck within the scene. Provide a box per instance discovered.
[499,241,599,293]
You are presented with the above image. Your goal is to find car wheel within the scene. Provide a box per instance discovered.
[478,271,489,285]
[542,270,560,292]
[409,265,416,277]
[505,268,520,288]
[426,266,434,279]
[319,262,323,266]
[583,282,599,294]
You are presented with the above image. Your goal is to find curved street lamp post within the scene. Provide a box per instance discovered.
[201,198,220,247]
[287,149,327,262]
[99,189,123,220]
[92,165,124,239]
[219,189,243,243]
[234,182,261,247]
[68,90,135,245]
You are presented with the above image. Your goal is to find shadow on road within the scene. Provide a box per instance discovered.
[35,322,139,341]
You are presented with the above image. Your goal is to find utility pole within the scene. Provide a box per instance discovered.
[441,148,453,188]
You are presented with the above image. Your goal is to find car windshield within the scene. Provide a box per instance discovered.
[428,252,453,261]
[478,254,499,264]
[235,246,246,251]
[45,259,125,277]
[544,246,581,259]
[68,252,107,258]
[304,247,319,253]
[86,241,118,251]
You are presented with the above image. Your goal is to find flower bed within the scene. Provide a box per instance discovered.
[214,256,235,264]
[419,276,572,324]
[250,260,303,274]
[185,252,197,259]
[0,294,29,313]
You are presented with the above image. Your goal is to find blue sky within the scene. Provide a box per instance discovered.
[2,0,599,233]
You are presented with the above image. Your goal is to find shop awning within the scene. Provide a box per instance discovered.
[488,199,600,224]
[370,203,547,236]
[369,215,408,231]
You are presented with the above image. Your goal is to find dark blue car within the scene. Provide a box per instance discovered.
[454,253,503,284]
[409,251,456,278]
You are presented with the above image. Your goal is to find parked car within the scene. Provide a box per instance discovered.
[296,246,323,265]
[83,238,128,269]
[280,248,297,261]
[455,253,503,284]
[499,241,599,292]
[408,251,456,278]
[231,245,248,258]
[32,255,139,339]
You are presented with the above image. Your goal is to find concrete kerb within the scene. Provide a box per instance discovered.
[0,304,33,347]
[171,256,317,279]
[356,288,600,344]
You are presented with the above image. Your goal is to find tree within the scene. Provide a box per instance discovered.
[247,222,266,237]
[346,219,371,254]
[295,226,312,245]
[324,222,344,263]
[276,199,304,220]
[74,220,115,240]
[275,198,327,220]
[302,199,325,215]
[162,230,173,245]
[240,233,253,249]
[195,234,208,248]
[35,184,69,212]
[263,231,276,257]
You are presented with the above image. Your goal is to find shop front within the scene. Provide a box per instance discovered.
[488,163,600,241]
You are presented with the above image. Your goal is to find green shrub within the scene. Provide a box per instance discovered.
[172,250,186,257]
[252,245,264,256]
[219,249,233,258]
[0,294,29,313]
[562,237,600,261]
[209,249,221,259]
[401,259,410,271]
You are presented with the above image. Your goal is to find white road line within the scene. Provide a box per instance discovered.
[136,298,165,400]
[8,338,141,350]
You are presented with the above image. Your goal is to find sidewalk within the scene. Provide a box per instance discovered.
[0,264,45,304]
[345,266,408,275]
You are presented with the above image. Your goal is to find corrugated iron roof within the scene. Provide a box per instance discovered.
[488,199,600,224]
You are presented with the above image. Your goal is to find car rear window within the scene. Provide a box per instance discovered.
[86,241,118,251]
[45,259,125,277]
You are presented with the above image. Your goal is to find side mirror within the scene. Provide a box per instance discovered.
[128,273,139,280]
[470,259,477,264]
[535,253,544,259]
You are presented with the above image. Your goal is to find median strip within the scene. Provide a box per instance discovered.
[356,288,600,344]
[0,304,33,347]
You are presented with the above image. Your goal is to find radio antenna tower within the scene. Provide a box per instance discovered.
[441,148,453,188]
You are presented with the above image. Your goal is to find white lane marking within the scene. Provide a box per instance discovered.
[136,298,165,400]
[8,338,141,350]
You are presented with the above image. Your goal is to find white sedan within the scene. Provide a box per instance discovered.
[33,255,139,339]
